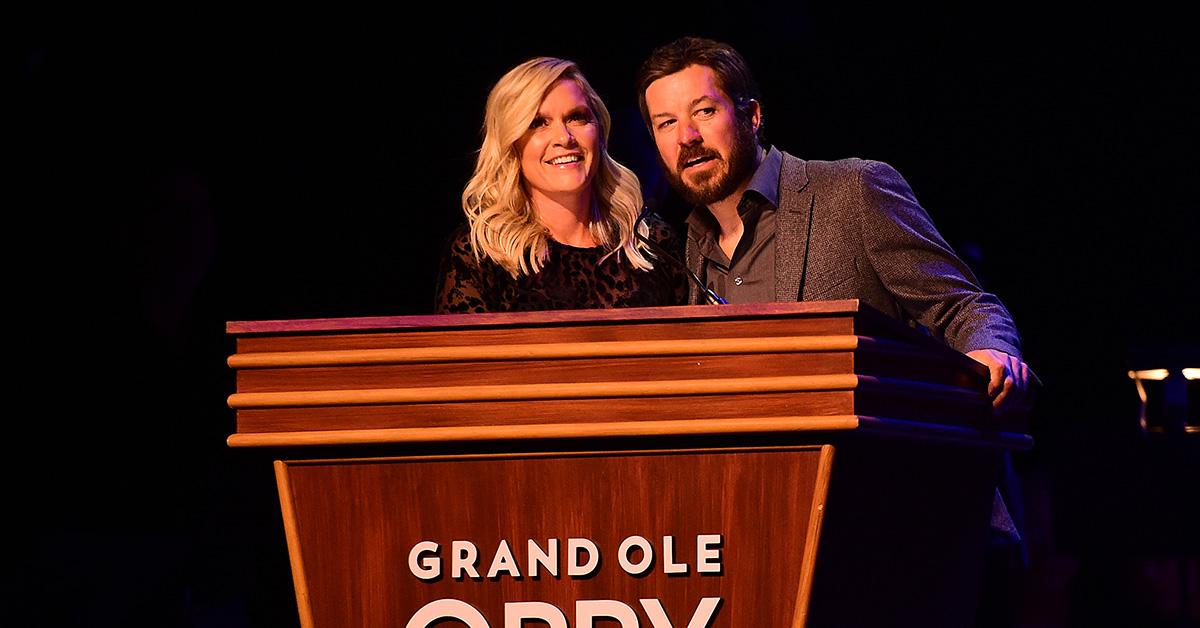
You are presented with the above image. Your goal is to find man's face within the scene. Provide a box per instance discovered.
[644,64,759,207]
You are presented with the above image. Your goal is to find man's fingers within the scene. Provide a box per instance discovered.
[1008,354,1025,389]
[987,362,1005,397]
[996,360,1037,414]
[965,349,1037,414]
[992,373,1014,409]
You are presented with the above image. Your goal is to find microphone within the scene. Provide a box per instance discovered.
[635,207,728,305]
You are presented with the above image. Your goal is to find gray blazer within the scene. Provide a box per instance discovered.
[685,151,1022,358]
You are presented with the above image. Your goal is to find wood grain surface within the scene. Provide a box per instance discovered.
[277,446,833,628]
[227,301,869,334]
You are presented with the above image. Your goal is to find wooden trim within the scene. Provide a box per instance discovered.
[227,335,864,368]
[275,443,829,466]
[274,461,313,628]
[228,415,863,447]
[227,373,983,410]
[227,374,862,408]
[793,445,835,628]
[226,301,865,334]
[231,415,1031,449]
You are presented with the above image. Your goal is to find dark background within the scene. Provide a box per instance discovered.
[13,5,1197,626]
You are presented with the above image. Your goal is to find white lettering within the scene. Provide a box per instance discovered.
[451,540,482,580]
[528,538,559,578]
[567,538,600,577]
[406,597,723,628]
[661,536,687,575]
[504,601,568,628]
[406,599,489,628]
[486,539,521,578]
[618,535,654,575]
[408,541,441,580]
[640,598,722,628]
[696,535,722,574]
[577,600,639,627]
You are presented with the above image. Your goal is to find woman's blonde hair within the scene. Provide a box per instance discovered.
[462,57,652,277]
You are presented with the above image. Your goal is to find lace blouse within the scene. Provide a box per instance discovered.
[434,215,688,314]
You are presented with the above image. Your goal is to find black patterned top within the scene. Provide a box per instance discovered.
[435,215,688,314]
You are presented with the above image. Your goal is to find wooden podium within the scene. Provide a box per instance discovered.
[226,301,1030,628]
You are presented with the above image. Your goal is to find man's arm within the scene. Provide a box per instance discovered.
[855,161,1035,412]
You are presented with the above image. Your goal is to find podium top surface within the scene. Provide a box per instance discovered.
[227,300,897,335]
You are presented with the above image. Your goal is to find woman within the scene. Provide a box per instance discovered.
[435,57,686,314]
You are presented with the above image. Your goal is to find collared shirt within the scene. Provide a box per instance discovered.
[685,145,784,303]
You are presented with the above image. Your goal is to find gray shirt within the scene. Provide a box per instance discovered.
[685,146,784,303]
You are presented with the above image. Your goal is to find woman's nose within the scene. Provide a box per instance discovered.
[553,122,577,146]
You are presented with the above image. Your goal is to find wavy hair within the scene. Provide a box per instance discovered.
[462,57,652,277]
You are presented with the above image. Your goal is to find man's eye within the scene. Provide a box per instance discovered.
[695,107,716,117]
[656,119,675,131]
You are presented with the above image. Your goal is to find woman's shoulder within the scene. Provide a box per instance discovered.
[436,223,505,314]
[442,223,499,270]
[437,224,488,288]
[444,223,473,254]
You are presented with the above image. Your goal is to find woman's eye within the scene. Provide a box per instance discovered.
[529,117,548,129]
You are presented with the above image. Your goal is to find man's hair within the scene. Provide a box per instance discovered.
[635,37,763,142]
[461,57,653,277]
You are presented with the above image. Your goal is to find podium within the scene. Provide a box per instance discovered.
[226,301,1030,628]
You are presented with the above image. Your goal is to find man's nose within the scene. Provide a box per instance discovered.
[677,120,702,145]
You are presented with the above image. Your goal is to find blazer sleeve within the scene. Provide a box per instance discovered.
[854,160,1023,357]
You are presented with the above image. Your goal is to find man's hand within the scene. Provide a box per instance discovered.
[966,349,1038,415]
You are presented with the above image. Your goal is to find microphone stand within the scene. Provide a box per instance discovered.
[634,207,728,306]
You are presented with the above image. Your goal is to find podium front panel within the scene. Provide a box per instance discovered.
[276,446,834,628]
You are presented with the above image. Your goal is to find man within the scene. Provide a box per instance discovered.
[636,37,1034,412]
[638,37,1035,627]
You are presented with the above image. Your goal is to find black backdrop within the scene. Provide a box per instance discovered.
[13,5,1198,626]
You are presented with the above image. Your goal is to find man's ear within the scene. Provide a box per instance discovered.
[747,99,762,133]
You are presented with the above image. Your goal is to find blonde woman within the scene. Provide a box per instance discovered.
[435,57,686,313]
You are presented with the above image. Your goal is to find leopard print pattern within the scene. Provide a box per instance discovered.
[434,214,687,313]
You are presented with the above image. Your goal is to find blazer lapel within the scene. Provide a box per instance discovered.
[775,152,813,301]
[683,217,704,305]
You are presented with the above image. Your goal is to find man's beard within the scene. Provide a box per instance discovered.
[662,115,758,207]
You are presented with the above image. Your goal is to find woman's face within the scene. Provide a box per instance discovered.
[516,79,600,203]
